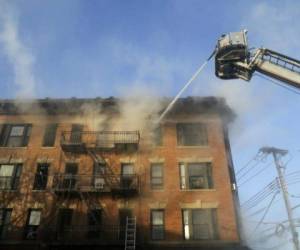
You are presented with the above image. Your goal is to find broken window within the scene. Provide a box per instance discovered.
[179,163,213,190]
[42,124,57,147]
[0,208,12,239]
[24,209,42,240]
[87,209,102,239]
[33,164,49,190]
[151,163,163,189]
[176,123,208,146]
[0,124,32,147]
[151,210,164,240]
[0,164,22,190]
[182,209,218,240]
[70,124,83,143]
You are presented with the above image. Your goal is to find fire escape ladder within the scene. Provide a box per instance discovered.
[125,216,136,250]
[87,149,120,190]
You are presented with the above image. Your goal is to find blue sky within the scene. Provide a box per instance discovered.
[0,1,300,249]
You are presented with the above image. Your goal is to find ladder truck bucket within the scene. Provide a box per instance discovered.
[215,30,251,80]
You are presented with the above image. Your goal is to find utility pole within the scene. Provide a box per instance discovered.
[260,147,300,250]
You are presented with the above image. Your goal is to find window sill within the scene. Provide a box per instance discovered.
[151,189,165,192]
[180,189,216,192]
[32,190,47,192]
[41,146,56,149]
[0,189,19,192]
[176,145,209,149]
[0,146,28,149]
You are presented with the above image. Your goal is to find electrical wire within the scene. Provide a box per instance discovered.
[236,151,263,177]
[249,191,280,238]
[254,73,300,96]
[238,161,273,187]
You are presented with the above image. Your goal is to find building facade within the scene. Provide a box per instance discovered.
[0,97,247,250]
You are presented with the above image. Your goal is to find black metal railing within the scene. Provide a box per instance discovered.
[52,174,139,193]
[60,131,140,150]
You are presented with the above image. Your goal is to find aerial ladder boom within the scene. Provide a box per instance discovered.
[215,30,300,89]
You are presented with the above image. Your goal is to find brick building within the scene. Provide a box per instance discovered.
[0,97,247,250]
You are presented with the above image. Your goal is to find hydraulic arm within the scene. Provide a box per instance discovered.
[215,30,300,89]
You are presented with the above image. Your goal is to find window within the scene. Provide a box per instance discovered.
[70,124,83,143]
[0,208,12,239]
[179,163,212,190]
[151,210,164,240]
[62,163,78,190]
[57,209,73,240]
[151,163,163,189]
[93,163,106,190]
[0,164,22,190]
[0,124,32,147]
[87,209,102,238]
[177,123,208,146]
[42,124,57,147]
[33,164,49,190]
[24,209,42,240]
[153,126,163,146]
[182,209,217,240]
[121,163,134,189]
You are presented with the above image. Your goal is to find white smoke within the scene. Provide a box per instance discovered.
[0,1,36,99]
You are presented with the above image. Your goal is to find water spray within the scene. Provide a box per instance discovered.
[157,49,216,123]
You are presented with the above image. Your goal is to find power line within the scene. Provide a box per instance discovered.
[236,151,262,176]
[250,191,280,238]
[238,161,273,187]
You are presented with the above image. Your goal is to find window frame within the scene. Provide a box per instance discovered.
[182,209,218,240]
[33,163,49,191]
[42,124,58,147]
[0,208,12,239]
[24,209,42,240]
[0,164,22,190]
[176,123,208,146]
[0,124,32,147]
[179,162,213,190]
[150,163,164,190]
[150,209,165,240]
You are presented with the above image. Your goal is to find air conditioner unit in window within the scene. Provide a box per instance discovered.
[94,178,105,189]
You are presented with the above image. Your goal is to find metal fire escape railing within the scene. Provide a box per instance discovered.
[52,174,139,193]
[60,131,140,152]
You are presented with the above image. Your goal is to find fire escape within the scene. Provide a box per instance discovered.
[50,128,140,244]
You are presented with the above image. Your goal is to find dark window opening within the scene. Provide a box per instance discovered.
[182,209,218,240]
[0,124,32,147]
[87,209,102,238]
[151,210,164,240]
[42,124,57,147]
[0,164,22,190]
[0,208,12,239]
[33,164,49,190]
[151,163,163,190]
[24,209,42,240]
[179,163,213,190]
[57,209,73,240]
[70,124,83,143]
[177,123,208,146]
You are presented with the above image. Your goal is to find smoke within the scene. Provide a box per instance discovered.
[0,1,36,99]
